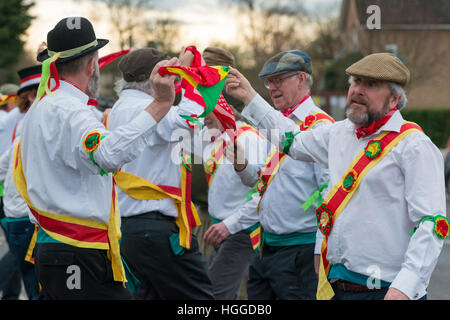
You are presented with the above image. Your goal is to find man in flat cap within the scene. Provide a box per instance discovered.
[208,50,333,300]
[108,47,214,300]
[225,52,447,300]
[16,17,180,299]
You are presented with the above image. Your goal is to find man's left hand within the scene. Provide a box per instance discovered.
[384,288,410,300]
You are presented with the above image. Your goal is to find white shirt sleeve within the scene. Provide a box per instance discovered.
[242,94,331,167]
[390,134,446,299]
[223,191,261,234]
[153,95,205,144]
[0,143,13,182]
[67,106,157,174]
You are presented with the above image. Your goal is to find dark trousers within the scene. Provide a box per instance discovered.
[6,220,41,300]
[120,211,214,300]
[331,283,428,300]
[247,243,318,300]
[34,242,133,300]
[0,197,22,299]
[208,229,255,300]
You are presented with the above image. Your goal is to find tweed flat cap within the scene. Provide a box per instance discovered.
[119,48,168,82]
[259,50,312,78]
[346,52,410,86]
[0,83,19,95]
[203,47,236,68]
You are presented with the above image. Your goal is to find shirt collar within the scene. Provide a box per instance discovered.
[119,89,153,100]
[290,95,316,120]
[58,80,89,105]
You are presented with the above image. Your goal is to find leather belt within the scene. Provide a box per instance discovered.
[333,279,376,292]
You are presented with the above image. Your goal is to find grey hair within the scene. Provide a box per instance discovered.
[348,76,407,109]
[114,78,153,96]
[388,82,407,110]
[304,72,313,90]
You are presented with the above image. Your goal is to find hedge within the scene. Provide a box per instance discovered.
[400,108,450,149]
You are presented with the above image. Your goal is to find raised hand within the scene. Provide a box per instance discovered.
[224,139,247,172]
[146,57,179,122]
[225,67,257,106]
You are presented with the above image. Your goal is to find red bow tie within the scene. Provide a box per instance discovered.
[88,99,98,107]
[355,108,397,139]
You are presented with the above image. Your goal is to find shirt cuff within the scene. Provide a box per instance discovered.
[314,229,324,254]
[242,94,273,127]
[390,267,427,300]
[235,163,259,187]
[223,214,244,235]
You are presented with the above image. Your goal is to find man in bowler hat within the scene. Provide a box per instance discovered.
[17,17,179,299]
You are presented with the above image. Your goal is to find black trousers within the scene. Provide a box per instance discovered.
[34,242,133,300]
[247,243,318,300]
[120,211,214,300]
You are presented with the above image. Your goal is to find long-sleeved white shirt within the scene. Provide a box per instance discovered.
[224,95,331,245]
[0,108,24,156]
[20,81,158,225]
[241,93,446,300]
[203,121,268,222]
[107,89,204,218]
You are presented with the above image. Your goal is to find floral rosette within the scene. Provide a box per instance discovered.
[365,140,383,159]
[316,204,333,236]
[204,157,217,176]
[342,169,358,193]
[434,215,449,240]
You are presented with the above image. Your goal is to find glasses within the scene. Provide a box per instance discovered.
[264,72,300,89]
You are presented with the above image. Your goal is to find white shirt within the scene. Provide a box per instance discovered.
[20,81,157,225]
[107,89,204,218]
[224,95,331,242]
[242,93,446,300]
[203,121,268,222]
[0,108,24,156]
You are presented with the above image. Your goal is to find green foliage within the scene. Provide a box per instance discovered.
[0,0,35,83]
[400,108,450,148]
[323,52,363,90]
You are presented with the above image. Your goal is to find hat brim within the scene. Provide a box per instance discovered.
[17,84,39,96]
[37,39,109,63]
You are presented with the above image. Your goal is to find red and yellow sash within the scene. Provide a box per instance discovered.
[316,121,423,300]
[204,125,261,186]
[113,152,201,250]
[12,140,126,284]
[251,112,335,251]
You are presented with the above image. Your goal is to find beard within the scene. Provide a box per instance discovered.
[86,60,100,99]
[345,94,391,127]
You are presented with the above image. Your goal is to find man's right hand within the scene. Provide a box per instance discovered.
[224,139,247,172]
[146,57,179,122]
[225,67,257,106]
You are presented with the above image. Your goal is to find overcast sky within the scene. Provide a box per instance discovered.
[25,0,342,54]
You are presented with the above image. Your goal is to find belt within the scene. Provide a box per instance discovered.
[333,280,377,292]
[122,211,176,222]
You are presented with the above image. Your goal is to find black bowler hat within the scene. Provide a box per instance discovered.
[17,65,42,95]
[37,17,109,63]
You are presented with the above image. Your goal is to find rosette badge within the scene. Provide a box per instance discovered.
[365,140,383,159]
[342,169,358,193]
[435,215,449,240]
[316,204,333,236]
[204,158,217,176]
